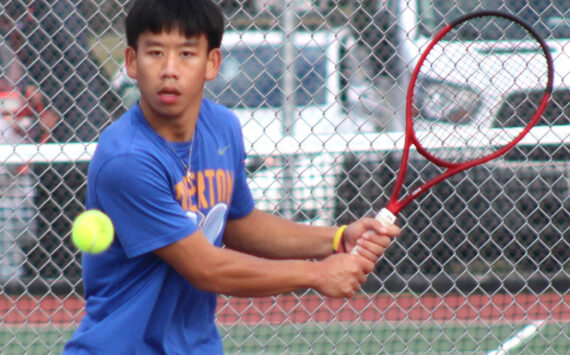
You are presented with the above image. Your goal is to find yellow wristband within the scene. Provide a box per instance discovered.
[333,225,347,253]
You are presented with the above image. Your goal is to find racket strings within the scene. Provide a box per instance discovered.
[201,203,227,243]
[412,15,550,164]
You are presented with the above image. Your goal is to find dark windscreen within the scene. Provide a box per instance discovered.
[417,0,570,40]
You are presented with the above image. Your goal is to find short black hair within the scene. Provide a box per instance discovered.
[125,0,225,51]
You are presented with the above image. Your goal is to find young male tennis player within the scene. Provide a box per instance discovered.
[63,0,399,353]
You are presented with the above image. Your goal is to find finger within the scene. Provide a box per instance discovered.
[354,276,362,290]
[361,217,400,237]
[355,254,375,274]
[358,271,368,284]
[383,222,401,237]
[347,287,357,298]
[359,218,388,235]
[345,278,359,296]
[361,233,392,249]
[351,262,368,284]
[357,239,385,258]
[353,242,381,262]
[350,232,386,259]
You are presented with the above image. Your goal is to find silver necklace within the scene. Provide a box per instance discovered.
[184,133,195,179]
[167,126,196,180]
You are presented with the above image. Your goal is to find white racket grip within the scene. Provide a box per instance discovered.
[375,207,397,226]
[351,208,396,255]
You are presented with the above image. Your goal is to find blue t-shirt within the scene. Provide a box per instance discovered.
[63,100,255,354]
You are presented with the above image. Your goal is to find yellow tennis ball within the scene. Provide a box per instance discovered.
[72,210,114,254]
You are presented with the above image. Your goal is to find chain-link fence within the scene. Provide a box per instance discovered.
[1,0,568,353]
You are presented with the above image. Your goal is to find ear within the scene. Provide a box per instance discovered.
[205,48,222,82]
[125,46,137,79]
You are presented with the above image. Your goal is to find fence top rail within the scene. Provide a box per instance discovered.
[1,125,568,163]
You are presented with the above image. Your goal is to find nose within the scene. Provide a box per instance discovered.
[160,52,179,79]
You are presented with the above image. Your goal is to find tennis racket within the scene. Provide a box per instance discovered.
[354,10,553,253]
[201,203,227,244]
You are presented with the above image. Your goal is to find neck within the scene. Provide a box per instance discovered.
[138,101,200,142]
[163,118,198,142]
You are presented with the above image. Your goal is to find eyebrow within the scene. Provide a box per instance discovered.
[141,37,201,48]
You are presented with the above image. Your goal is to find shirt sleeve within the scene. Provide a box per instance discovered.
[93,153,197,258]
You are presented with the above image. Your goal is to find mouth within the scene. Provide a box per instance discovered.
[158,87,181,103]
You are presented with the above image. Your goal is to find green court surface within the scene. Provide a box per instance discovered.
[1,322,567,354]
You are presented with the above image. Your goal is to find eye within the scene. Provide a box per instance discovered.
[181,50,194,58]
[148,50,162,57]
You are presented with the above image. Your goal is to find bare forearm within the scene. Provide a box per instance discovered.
[195,248,316,297]
[155,232,366,298]
[223,208,337,259]
[155,234,348,297]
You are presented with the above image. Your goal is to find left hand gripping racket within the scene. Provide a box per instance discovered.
[353,10,553,254]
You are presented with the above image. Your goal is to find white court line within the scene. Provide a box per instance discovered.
[486,320,546,355]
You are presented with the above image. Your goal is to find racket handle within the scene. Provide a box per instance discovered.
[351,208,397,255]
[375,207,397,226]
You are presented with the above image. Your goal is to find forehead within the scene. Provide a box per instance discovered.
[137,29,207,48]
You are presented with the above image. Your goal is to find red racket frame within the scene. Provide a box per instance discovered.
[384,10,554,216]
